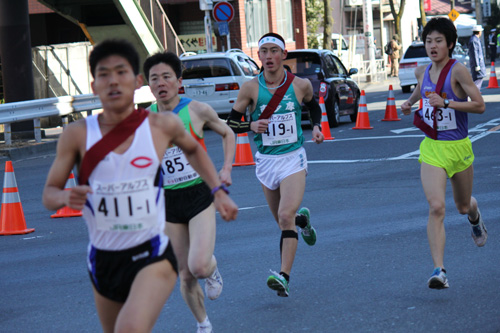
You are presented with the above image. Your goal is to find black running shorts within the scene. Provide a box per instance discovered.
[88,236,178,303]
[164,182,213,224]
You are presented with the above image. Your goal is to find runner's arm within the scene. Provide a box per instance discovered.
[448,64,485,114]
[43,123,92,211]
[198,102,235,186]
[401,66,424,115]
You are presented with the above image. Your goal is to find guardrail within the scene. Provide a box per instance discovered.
[0,86,155,145]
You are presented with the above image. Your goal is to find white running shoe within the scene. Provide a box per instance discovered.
[470,209,487,247]
[205,266,223,300]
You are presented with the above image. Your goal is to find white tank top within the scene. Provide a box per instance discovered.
[82,114,168,252]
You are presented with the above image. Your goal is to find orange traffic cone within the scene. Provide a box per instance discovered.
[0,161,35,235]
[486,62,499,89]
[233,116,255,167]
[382,85,401,121]
[319,97,334,140]
[353,90,373,129]
[51,172,82,218]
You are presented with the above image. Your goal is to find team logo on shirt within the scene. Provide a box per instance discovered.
[130,156,153,168]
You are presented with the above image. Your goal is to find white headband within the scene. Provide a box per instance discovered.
[258,36,285,50]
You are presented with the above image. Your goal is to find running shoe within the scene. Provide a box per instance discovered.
[197,322,213,333]
[470,209,487,247]
[205,266,223,300]
[427,267,449,289]
[297,207,316,246]
[267,270,289,297]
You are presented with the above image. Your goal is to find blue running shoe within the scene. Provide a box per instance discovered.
[427,267,449,289]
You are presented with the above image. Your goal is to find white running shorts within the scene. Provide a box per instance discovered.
[255,147,308,190]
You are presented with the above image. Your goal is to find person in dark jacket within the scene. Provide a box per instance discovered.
[468,25,486,90]
[488,28,497,60]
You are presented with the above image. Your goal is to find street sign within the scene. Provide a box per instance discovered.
[213,1,234,22]
[217,21,229,36]
[448,9,460,22]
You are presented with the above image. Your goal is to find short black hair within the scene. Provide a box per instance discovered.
[259,32,285,45]
[143,51,182,81]
[422,17,457,57]
[89,39,140,78]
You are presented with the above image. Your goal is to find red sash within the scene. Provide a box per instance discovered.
[258,72,296,120]
[413,59,456,140]
[78,108,149,185]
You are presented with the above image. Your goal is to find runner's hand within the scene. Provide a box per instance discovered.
[400,100,413,115]
[250,119,270,134]
[219,168,232,187]
[213,191,238,222]
[66,185,92,210]
[312,127,324,143]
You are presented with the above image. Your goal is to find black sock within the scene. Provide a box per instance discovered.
[279,271,290,283]
[468,212,480,225]
[295,214,307,228]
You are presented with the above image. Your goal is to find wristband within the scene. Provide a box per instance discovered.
[210,184,229,195]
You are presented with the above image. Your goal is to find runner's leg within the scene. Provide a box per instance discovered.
[262,170,306,275]
[421,162,448,269]
[115,260,177,332]
[165,207,215,324]
[92,287,122,333]
[450,165,477,219]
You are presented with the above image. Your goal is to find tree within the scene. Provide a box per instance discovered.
[389,0,407,42]
[305,0,323,48]
[323,0,333,50]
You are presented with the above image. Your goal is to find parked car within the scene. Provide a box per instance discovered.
[284,49,360,127]
[179,49,260,115]
[399,41,470,93]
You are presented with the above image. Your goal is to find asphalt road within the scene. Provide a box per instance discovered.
[1,76,499,332]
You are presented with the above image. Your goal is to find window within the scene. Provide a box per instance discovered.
[245,0,269,47]
[276,0,294,42]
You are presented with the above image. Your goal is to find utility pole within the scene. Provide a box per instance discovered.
[362,0,376,82]
[451,0,455,10]
[474,0,485,57]
[200,0,214,53]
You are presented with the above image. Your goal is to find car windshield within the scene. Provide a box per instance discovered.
[283,53,321,76]
[182,58,233,79]
[404,46,428,59]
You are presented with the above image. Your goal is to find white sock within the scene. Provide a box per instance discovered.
[197,316,211,328]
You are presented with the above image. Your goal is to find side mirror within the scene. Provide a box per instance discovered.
[348,68,358,76]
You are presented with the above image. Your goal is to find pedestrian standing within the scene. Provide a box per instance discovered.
[144,51,236,333]
[226,32,324,297]
[488,28,497,61]
[390,35,402,77]
[468,25,486,90]
[400,18,487,290]
[42,39,238,332]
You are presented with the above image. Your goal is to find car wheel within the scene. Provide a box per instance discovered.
[402,85,411,93]
[350,93,359,122]
[326,97,340,128]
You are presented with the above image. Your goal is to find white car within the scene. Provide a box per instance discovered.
[179,49,260,115]
[398,41,470,93]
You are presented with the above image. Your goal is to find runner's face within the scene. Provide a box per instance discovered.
[425,31,451,61]
[258,43,287,72]
[91,55,142,113]
[148,63,182,103]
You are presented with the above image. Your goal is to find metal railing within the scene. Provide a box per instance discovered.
[351,59,388,84]
[0,86,155,146]
[136,0,185,55]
